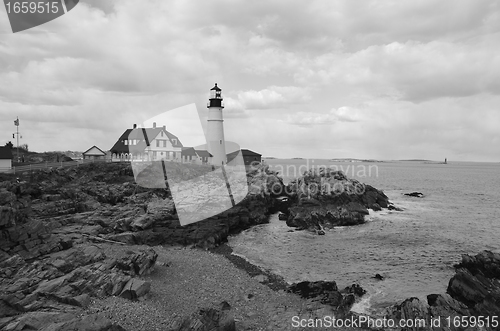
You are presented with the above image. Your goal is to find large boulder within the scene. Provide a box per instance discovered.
[288,281,366,316]
[447,251,500,316]
[119,278,151,300]
[284,168,390,231]
[173,301,235,331]
[384,251,500,329]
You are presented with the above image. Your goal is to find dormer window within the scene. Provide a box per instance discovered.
[124,140,128,145]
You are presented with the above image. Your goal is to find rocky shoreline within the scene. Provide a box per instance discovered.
[1,161,499,330]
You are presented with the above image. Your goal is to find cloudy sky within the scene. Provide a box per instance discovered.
[1,0,499,161]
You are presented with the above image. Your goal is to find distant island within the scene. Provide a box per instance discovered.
[330,158,385,163]
[398,159,448,164]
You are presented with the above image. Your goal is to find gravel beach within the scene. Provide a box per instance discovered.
[87,244,355,331]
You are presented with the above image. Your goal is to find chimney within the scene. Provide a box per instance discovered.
[133,124,137,129]
[153,122,156,128]
[163,125,166,130]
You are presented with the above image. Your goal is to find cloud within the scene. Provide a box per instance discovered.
[0,0,499,161]
[235,86,310,109]
[220,86,311,118]
[292,39,500,103]
[287,107,362,126]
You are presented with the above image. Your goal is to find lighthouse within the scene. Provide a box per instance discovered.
[207,83,227,165]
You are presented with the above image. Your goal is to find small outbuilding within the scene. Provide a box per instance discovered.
[195,150,212,164]
[82,145,107,160]
[181,147,212,164]
[0,146,13,172]
[227,149,262,166]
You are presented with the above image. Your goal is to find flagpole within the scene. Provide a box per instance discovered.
[16,117,19,163]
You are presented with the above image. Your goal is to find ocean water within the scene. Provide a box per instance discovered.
[228,159,500,313]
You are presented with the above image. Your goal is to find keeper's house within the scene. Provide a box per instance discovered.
[110,123,184,161]
[0,147,13,172]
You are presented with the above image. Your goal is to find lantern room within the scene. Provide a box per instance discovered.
[208,83,224,108]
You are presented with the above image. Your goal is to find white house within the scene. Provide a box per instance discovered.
[0,147,13,172]
[110,123,184,161]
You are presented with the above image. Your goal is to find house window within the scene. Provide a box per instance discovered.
[161,132,163,137]
[172,139,177,145]
[153,151,157,159]
[156,140,159,147]
[220,140,222,144]
[124,140,128,145]
[172,152,176,157]
[163,140,167,147]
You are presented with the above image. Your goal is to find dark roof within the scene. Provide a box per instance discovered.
[82,145,106,156]
[210,83,221,91]
[240,149,261,157]
[181,147,197,156]
[227,149,261,158]
[195,150,212,158]
[226,149,261,163]
[110,127,183,154]
[0,146,13,160]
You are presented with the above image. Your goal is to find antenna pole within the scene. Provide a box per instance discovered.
[16,117,19,162]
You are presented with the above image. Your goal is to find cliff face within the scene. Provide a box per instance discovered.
[280,167,391,231]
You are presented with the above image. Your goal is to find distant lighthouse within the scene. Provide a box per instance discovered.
[207,83,227,165]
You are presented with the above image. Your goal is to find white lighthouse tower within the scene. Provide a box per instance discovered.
[206,83,227,165]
